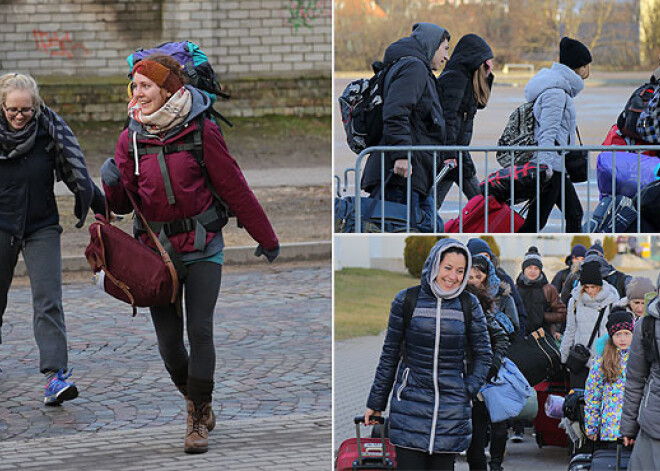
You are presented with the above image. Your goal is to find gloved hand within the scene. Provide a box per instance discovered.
[255,244,279,263]
[100,158,121,187]
[486,363,500,383]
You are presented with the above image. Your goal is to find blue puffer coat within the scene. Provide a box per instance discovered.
[367,239,492,454]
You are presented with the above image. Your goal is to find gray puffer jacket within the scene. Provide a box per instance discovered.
[560,281,620,367]
[621,296,660,440]
[524,62,584,172]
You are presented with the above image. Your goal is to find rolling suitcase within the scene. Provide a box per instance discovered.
[591,443,631,471]
[444,194,524,233]
[335,415,396,470]
[533,380,569,448]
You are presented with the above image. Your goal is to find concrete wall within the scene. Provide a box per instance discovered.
[0,0,331,78]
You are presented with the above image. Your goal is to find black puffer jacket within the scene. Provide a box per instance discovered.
[362,23,448,197]
[436,34,493,178]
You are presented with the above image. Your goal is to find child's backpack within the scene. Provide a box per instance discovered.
[126,41,232,127]
[617,81,660,140]
[496,102,537,167]
[338,57,414,154]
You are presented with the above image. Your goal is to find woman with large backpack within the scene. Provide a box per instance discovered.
[0,73,105,406]
[435,33,495,209]
[518,37,592,233]
[364,238,492,470]
[101,54,279,454]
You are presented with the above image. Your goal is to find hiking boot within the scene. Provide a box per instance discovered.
[44,369,78,406]
[179,387,215,432]
[510,431,524,443]
[184,401,211,454]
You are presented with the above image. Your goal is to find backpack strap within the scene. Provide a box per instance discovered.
[587,305,607,349]
[642,315,659,365]
[459,291,473,372]
[401,285,421,365]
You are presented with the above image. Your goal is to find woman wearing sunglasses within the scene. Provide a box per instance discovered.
[0,73,105,406]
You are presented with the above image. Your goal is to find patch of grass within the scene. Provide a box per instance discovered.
[334,268,416,341]
[222,115,331,140]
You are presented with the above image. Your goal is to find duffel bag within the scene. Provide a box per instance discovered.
[507,327,562,387]
[596,151,660,198]
[480,358,534,423]
[85,196,179,316]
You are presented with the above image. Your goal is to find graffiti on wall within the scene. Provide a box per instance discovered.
[285,0,331,32]
[33,30,89,58]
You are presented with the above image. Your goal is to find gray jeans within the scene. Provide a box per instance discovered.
[0,225,68,373]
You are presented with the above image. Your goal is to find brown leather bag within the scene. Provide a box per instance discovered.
[85,193,179,315]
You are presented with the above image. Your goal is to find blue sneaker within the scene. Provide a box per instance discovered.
[44,369,79,406]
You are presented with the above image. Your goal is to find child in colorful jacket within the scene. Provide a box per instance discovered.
[584,308,635,442]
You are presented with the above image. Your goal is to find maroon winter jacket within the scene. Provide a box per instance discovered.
[104,118,278,254]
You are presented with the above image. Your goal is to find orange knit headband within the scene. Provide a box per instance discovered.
[132,60,182,94]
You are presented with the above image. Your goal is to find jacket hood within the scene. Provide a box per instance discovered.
[498,280,512,297]
[570,280,619,308]
[594,334,608,356]
[421,238,471,300]
[383,23,448,66]
[443,33,493,74]
[524,62,584,102]
[582,253,617,277]
[128,85,212,136]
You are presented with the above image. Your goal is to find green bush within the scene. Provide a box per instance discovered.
[404,236,441,278]
[603,236,617,261]
[571,235,591,250]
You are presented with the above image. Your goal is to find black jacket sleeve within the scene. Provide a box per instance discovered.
[438,69,469,149]
[485,310,511,381]
[382,60,429,162]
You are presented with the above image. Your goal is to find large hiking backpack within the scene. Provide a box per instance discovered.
[127,41,231,127]
[338,58,410,154]
[496,102,537,167]
[617,81,660,140]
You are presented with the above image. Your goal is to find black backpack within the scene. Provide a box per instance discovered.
[401,285,473,370]
[642,312,659,365]
[617,81,660,140]
[338,57,415,154]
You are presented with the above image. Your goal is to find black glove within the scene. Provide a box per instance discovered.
[486,365,499,383]
[255,244,279,263]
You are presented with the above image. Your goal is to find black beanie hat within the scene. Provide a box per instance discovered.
[522,246,543,270]
[560,37,592,70]
[580,261,603,286]
[606,307,635,338]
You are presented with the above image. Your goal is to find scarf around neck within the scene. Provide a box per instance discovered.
[128,87,191,136]
[0,111,39,160]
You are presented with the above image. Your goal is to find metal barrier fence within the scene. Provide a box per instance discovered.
[336,144,660,233]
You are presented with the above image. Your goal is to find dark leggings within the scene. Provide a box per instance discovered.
[150,261,222,401]
[395,446,456,471]
[467,399,508,470]
[519,172,583,232]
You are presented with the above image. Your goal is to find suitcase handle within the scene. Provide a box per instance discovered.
[353,415,388,467]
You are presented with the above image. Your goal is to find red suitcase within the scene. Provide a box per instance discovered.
[444,195,524,233]
[533,380,569,448]
[336,416,396,470]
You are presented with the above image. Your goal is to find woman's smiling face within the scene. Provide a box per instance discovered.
[132,72,169,115]
[435,251,466,292]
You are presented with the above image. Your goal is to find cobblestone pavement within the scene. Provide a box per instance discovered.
[0,263,331,469]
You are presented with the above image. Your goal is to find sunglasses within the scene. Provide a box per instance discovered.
[3,106,35,118]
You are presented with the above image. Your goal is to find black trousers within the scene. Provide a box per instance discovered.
[519,172,583,232]
[150,261,222,404]
[395,446,456,471]
[467,399,509,470]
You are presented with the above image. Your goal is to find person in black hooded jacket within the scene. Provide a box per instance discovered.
[361,23,450,232]
[435,33,494,209]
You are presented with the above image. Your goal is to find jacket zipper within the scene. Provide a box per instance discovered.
[644,378,654,409]
[429,298,441,454]
[396,368,410,401]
